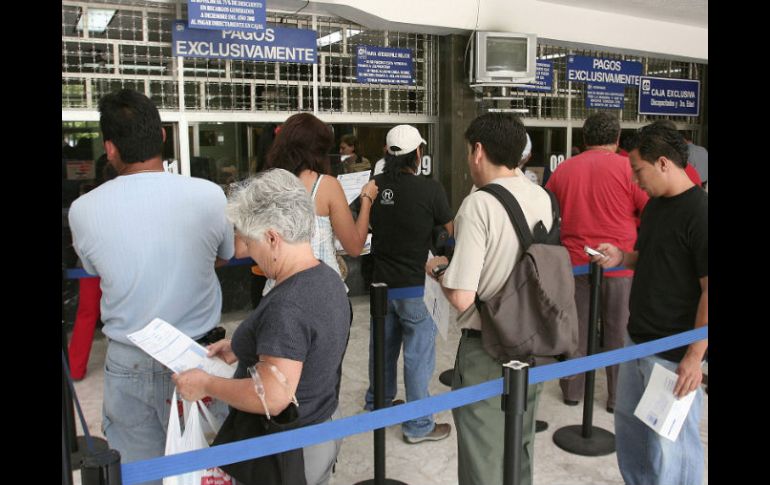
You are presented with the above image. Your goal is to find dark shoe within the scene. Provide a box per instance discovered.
[392,399,405,406]
[403,423,451,444]
[606,405,614,414]
[535,420,548,433]
[563,399,579,406]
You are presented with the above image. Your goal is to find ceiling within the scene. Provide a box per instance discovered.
[538,0,707,28]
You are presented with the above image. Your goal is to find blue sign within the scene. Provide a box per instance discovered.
[515,60,553,92]
[567,55,642,86]
[586,83,625,109]
[638,77,700,116]
[188,0,266,31]
[356,46,414,85]
[172,21,317,64]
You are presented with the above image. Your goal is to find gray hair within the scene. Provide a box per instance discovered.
[226,168,315,244]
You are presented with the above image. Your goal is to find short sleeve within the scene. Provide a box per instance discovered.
[254,302,312,362]
[442,196,487,292]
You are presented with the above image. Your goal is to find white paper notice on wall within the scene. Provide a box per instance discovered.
[423,251,450,341]
[633,362,697,442]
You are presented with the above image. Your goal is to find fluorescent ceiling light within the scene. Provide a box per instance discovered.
[317,29,361,48]
[77,9,116,33]
[539,54,565,60]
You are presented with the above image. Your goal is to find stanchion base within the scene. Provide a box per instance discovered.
[552,425,615,456]
[438,369,454,387]
[70,436,110,470]
[354,479,409,485]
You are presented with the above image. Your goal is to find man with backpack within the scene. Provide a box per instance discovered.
[425,113,557,485]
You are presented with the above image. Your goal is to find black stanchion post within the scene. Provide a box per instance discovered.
[81,450,122,485]
[552,262,615,456]
[502,361,529,485]
[354,283,407,485]
[581,261,602,438]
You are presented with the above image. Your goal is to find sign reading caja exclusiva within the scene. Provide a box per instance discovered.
[356,46,414,85]
[172,21,316,64]
[188,0,266,32]
[638,77,700,116]
[567,55,642,87]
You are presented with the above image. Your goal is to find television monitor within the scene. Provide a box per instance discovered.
[473,31,537,84]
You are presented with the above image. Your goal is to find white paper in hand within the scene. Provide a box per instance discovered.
[423,251,450,341]
[127,318,234,378]
[633,362,697,441]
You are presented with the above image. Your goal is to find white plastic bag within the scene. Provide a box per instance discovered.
[163,388,233,485]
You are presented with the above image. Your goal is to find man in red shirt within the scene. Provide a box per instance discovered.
[546,112,648,413]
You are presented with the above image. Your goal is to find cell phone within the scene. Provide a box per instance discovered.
[432,264,448,277]
[584,246,604,258]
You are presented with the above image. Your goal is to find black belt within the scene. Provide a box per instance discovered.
[462,328,482,339]
[195,326,225,346]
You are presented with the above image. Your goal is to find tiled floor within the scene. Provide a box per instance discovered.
[68,295,708,484]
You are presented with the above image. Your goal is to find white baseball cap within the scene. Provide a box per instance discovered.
[386,125,427,156]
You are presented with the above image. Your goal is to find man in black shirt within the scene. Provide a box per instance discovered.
[593,123,708,485]
[363,124,454,444]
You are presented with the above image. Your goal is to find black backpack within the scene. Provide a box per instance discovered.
[474,184,579,366]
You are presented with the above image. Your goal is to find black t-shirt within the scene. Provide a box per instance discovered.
[370,173,453,288]
[628,186,708,362]
[230,262,350,427]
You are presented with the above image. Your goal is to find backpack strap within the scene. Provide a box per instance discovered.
[473,183,534,314]
[477,184,534,250]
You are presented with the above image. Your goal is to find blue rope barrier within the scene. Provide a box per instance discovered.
[65,262,623,281]
[121,325,707,485]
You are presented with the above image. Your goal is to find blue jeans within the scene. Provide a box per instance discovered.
[615,335,705,485]
[103,340,230,483]
[364,297,437,438]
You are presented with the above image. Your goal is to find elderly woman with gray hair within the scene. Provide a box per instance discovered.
[173,168,351,485]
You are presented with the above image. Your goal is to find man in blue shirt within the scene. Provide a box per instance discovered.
[69,90,234,479]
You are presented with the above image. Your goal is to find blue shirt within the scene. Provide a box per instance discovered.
[69,172,234,344]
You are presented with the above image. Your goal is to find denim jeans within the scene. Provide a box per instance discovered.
[364,296,437,438]
[615,335,705,485]
[102,340,175,485]
[103,340,230,485]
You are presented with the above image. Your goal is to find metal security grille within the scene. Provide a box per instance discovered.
[62,0,438,117]
[487,41,705,125]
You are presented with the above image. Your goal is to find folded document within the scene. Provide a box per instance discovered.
[127,318,235,378]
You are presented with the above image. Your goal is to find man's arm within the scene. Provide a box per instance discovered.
[426,257,474,312]
[673,276,708,398]
[441,285,475,313]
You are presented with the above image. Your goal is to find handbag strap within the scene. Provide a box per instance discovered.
[62,349,95,453]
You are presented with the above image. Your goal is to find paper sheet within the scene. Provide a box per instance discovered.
[127,318,235,378]
[423,251,450,341]
[633,362,697,442]
[337,170,372,205]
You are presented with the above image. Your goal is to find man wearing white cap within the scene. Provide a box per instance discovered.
[364,124,454,444]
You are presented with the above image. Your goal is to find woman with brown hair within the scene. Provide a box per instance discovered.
[262,113,377,293]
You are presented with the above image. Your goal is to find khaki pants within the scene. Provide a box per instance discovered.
[451,334,542,485]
